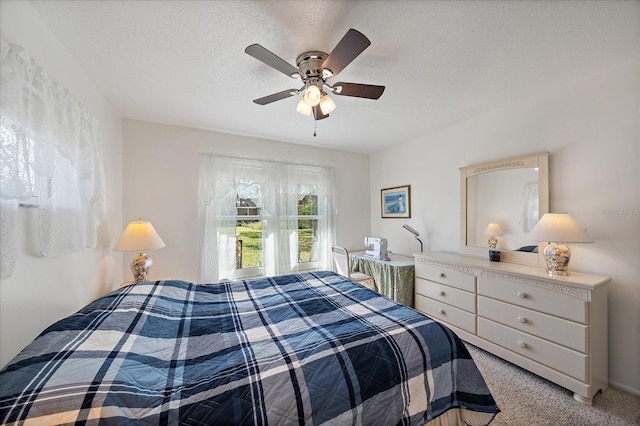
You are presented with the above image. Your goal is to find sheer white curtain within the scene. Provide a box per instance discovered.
[521,182,539,233]
[279,164,335,274]
[0,40,105,279]
[198,154,336,283]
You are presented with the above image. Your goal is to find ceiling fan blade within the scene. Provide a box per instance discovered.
[321,29,371,78]
[253,89,298,105]
[313,105,329,120]
[332,82,385,99]
[245,44,302,79]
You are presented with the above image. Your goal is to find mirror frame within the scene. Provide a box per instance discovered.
[460,152,549,266]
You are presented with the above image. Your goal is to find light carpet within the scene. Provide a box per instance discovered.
[466,343,640,425]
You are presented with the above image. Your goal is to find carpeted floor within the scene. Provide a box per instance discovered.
[466,343,640,425]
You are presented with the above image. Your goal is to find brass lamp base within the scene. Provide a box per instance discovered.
[130,251,153,283]
[542,243,571,276]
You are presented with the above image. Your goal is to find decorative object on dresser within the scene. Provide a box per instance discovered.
[484,223,502,249]
[114,218,166,283]
[413,252,610,405]
[403,224,424,252]
[528,212,593,276]
[488,250,501,262]
[484,222,503,262]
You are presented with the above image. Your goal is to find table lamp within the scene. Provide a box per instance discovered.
[484,223,503,262]
[484,223,503,249]
[528,213,592,276]
[403,224,423,253]
[114,218,166,283]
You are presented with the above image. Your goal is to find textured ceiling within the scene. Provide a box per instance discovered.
[29,0,638,154]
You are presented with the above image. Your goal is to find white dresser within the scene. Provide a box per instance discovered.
[414,252,610,405]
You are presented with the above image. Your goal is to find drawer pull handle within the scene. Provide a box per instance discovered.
[439,290,446,296]
[438,309,445,315]
[517,340,527,348]
[439,272,446,278]
[518,316,527,324]
[517,291,527,299]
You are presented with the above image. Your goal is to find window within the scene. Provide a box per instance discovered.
[234,184,265,278]
[295,194,320,266]
[1,124,33,199]
[0,40,105,280]
[0,124,43,206]
[198,155,336,282]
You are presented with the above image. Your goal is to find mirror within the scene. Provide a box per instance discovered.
[460,153,549,266]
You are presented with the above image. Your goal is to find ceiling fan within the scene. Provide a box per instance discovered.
[245,28,385,122]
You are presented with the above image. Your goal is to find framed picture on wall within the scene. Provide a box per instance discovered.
[381,185,411,218]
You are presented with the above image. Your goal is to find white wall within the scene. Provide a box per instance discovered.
[0,1,123,366]
[371,60,640,395]
[122,119,370,283]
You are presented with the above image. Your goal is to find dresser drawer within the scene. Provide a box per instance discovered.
[478,317,588,382]
[415,294,476,333]
[478,296,587,352]
[415,263,476,292]
[478,276,587,323]
[415,278,476,313]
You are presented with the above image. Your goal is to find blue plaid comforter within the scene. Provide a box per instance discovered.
[0,271,498,425]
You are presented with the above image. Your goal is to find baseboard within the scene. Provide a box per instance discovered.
[609,380,640,398]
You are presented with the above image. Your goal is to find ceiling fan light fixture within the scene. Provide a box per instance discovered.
[296,98,312,116]
[303,84,321,106]
[245,29,385,124]
[319,93,336,115]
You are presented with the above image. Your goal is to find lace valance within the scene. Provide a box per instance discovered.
[1,40,105,279]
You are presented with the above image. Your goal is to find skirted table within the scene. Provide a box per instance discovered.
[349,252,415,307]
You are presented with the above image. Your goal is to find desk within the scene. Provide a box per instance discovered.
[349,252,415,307]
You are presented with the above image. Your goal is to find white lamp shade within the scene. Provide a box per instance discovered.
[303,84,321,106]
[296,98,312,116]
[319,94,336,114]
[529,213,592,243]
[484,223,503,236]
[114,219,166,252]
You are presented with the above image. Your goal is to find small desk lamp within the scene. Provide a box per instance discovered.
[484,223,503,249]
[529,213,592,276]
[484,223,503,262]
[403,224,423,253]
[114,218,166,283]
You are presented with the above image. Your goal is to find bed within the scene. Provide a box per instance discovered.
[0,271,499,425]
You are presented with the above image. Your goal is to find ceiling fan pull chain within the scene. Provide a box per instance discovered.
[313,120,317,137]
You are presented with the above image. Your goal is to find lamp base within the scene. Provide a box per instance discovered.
[489,250,501,262]
[130,251,153,283]
[488,237,498,249]
[542,243,570,276]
